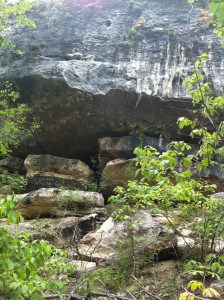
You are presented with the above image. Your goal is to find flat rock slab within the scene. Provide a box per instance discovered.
[16,188,106,222]
[25,154,94,191]
[0,214,97,247]
[72,260,97,273]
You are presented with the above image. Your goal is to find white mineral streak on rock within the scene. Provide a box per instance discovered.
[57,38,193,97]
[162,40,171,97]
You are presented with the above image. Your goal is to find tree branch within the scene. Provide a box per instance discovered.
[131,275,161,300]
[44,291,130,300]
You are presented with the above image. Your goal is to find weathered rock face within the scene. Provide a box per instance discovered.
[16,188,106,222]
[24,154,94,191]
[0,0,223,160]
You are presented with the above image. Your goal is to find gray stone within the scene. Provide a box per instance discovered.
[0,0,222,160]
[210,280,224,295]
[71,260,97,273]
[214,240,224,253]
[15,188,106,222]
[180,229,192,237]
[98,136,168,168]
[24,154,94,191]
[153,214,169,225]
[212,192,224,199]
[0,214,98,247]
[177,237,196,250]
[78,210,176,263]
[66,52,83,60]
[0,156,26,175]
[0,185,11,195]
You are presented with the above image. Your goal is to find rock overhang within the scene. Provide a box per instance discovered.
[0,0,223,160]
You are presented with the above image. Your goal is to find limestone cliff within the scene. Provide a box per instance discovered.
[0,0,223,159]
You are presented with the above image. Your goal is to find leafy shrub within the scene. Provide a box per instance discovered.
[0,170,27,193]
[0,82,40,157]
[128,27,138,39]
[0,195,75,300]
[109,54,224,299]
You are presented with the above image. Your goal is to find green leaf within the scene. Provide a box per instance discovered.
[200,53,208,61]
[210,2,224,23]
[205,253,217,263]
[178,293,188,300]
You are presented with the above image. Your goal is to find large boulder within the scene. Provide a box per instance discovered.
[0,214,97,247]
[16,188,106,222]
[24,154,94,191]
[0,0,223,160]
[76,210,176,263]
[98,135,168,169]
[101,158,140,198]
[211,192,224,199]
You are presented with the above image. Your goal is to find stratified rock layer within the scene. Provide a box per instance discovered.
[0,0,223,159]
[24,154,94,191]
[16,188,106,222]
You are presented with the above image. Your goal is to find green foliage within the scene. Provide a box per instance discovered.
[168,27,178,35]
[0,3,75,299]
[0,230,75,300]
[179,253,223,299]
[89,154,109,192]
[180,282,220,299]
[58,191,80,211]
[178,54,224,175]
[128,27,138,39]
[87,261,131,293]
[187,0,224,44]
[0,82,40,157]
[110,51,224,298]
[31,219,59,239]
[126,0,143,9]
[31,219,52,231]
[209,0,224,44]
[111,142,216,222]
[81,237,148,296]
[0,196,75,299]
[0,170,27,193]
[137,128,145,148]
[184,253,224,280]
[0,195,24,224]
[0,0,36,52]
